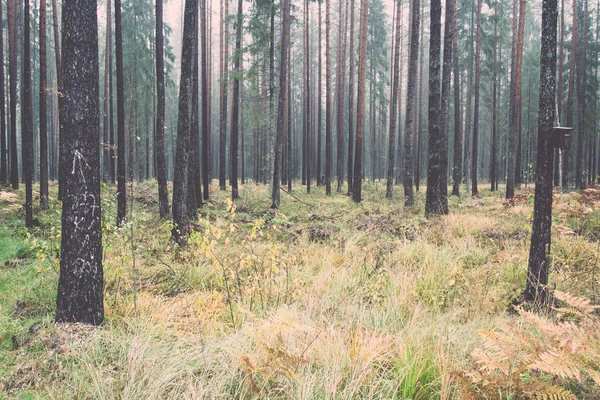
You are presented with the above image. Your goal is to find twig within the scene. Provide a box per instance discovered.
[280,188,316,208]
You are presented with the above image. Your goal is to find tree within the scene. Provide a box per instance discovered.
[0,0,4,186]
[201,0,210,200]
[564,0,577,189]
[347,0,355,194]
[305,0,312,193]
[424,0,447,216]
[351,0,369,202]
[471,0,482,196]
[103,0,112,184]
[7,0,18,189]
[56,0,104,325]
[172,0,198,242]
[524,0,558,303]
[23,0,34,227]
[403,0,420,207]
[575,0,587,189]
[325,0,332,195]
[219,0,229,191]
[51,0,63,198]
[271,0,290,209]
[230,0,243,200]
[451,0,461,197]
[336,0,347,192]
[386,0,401,199]
[115,0,127,227]
[317,1,323,187]
[156,0,170,218]
[39,0,48,210]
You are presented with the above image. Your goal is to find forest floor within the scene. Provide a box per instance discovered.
[1,180,600,399]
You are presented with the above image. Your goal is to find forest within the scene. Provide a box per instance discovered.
[1,0,600,397]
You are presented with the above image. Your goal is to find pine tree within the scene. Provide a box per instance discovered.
[56,0,104,325]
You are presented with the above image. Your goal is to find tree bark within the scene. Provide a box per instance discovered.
[325,0,332,195]
[201,0,210,200]
[402,0,420,206]
[271,0,290,208]
[7,0,18,189]
[230,0,242,199]
[386,0,402,199]
[471,0,482,196]
[56,0,103,325]
[451,0,461,197]
[219,0,229,190]
[0,0,5,185]
[155,0,169,218]
[351,0,369,202]
[39,0,48,209]
[525,0,558,303]
[115,0,127,226]
[23,0,34,226]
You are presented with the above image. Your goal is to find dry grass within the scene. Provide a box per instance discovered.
[1,181,599,398]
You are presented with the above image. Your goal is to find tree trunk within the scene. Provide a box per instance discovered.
[564,0,577,189]
[39,0,48,209]
[7,0,18,189]
[325,0,332,195]
[402,0,419,206]
[425,0,448,216]
[451,0,461,197]
[575,0,587,189]
[471,0,482,196]
[336,0,347,192]
[305,0,312,193]
[271,0,290,208]
[56,0,103,325]
[490,12,498,192]
[156,0,169,218]
[172,0,197,242]
[230,0,242,199]
[0,0,5,185]
[351,0,369,202]
[219,0,229,190]
[554,0,564,185]
[23,0,34,226]
[525,0,557,303]
[386,0,402,199]
[346,0,355,194]
[201,0,210,200]
[115,0,127,226]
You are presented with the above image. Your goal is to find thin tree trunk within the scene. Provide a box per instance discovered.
[230,0,242,199]
[305,0,312,192]
[351,0,369,202]
[8,0,18,189]
[0,0,5,185]
[23,0,34,226]
[451,0,461,197]
[402,0,419,206]
[386,0,402,199]
[219,0,229,190]
[39,0,48,209]
[115,0,127,226]
[271,0,290,208]
[156,0,169,217]
[201,0,210,200]
[575,0,587,189]
[471,0,482,196]
[565,0,578,189]
[325,0,332,195]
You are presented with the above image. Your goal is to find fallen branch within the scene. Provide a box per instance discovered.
[280,188,316,208]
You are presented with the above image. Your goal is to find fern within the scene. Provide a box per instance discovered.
[458,291,600,399]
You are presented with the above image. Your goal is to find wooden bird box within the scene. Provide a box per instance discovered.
[550,127,573,149]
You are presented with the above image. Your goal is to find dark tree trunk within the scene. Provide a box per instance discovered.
[346,0,355,194]
[564,0,577,189]
[230,0,242,200]
[305,0,312,193]
[317,2,323,187]
[201,0,209,200]
[554,0,565,186]
[51,0,63,198]
[156,0,169,218]
[39,0,48,208]
[403,0,420,206]
[189,16,201,214]
[525,0,558,303]
[219,0,229,191]
[575,0,587,189]
[415,3,425,193]
[23,0,34,226]
[386,0,402,199]
[115,0,127,226]
[56,0,103,325]
[172,0,197,242]
[0,0,5,185]
[451,0,461,197]
[103,0,111,184]
[271,0,290,208]
[471,0,482,196]
[351,0,369,202]
[425,0,448,216]
[8,0,18,189]
[325,0,332,195]
[335,0,346,192]
[490,13,498,192]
